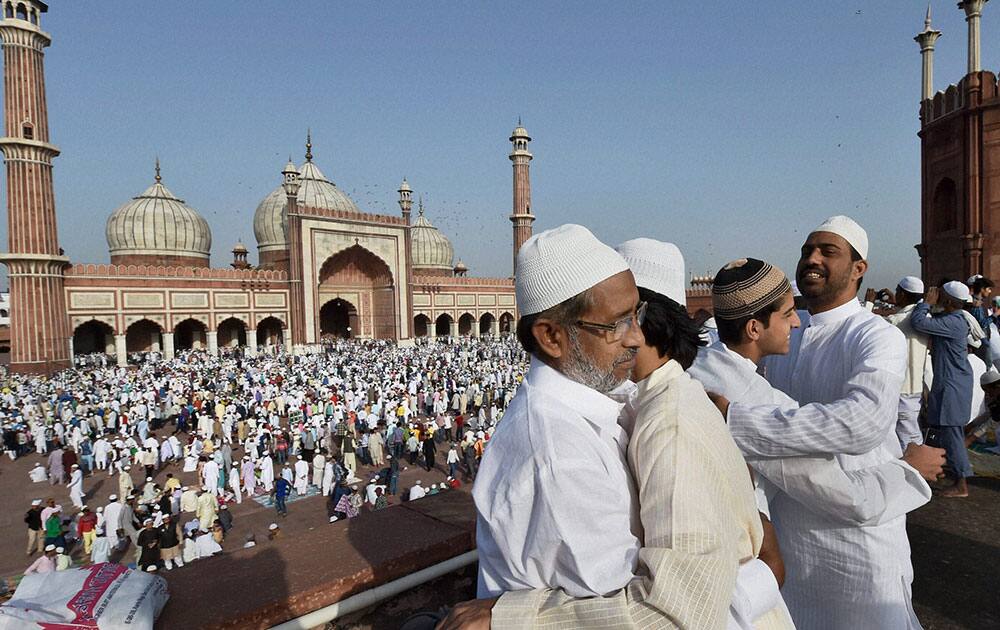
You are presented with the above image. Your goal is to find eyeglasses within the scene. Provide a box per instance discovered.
[575,301,647,343]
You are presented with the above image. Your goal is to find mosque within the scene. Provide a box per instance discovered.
[0,2,713,375]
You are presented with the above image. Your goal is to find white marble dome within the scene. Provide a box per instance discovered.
[253,159,360,253]
[106,172,211,262]
[411,204,454,272]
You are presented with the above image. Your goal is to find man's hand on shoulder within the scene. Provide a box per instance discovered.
[436,597,498,630]
[903,442,945,482]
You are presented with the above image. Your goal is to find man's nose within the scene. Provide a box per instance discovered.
[622,319,645,348]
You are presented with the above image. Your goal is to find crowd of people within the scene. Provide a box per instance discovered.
[436,217,994,630]
[10,337,526,575]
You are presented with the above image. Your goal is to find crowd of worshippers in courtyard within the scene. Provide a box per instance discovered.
[11,337,524,575]
[6,216,1000,630]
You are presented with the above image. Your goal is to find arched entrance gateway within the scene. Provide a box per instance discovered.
[479,312,496,336]
[317,245,396,340]
[217,317,247,349]
[499,312,514,334]
[319,298,358,339]
[175,318,208,351]
[435,313,453,337]
[73,320,115,355]
[256,317,284,349]
[126,319,162,353]
[458,313,475,336]
[413,314,430,337]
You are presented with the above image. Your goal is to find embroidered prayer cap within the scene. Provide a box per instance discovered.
[515,224,629,316]
[712,258,793,320]
[811,215,868,260]
[616,238,687,305]
[943,280,973,304]
[897,276,924,294]
[31,499,41,506]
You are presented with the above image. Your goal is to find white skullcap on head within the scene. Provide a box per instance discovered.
[943,280,973,304]
[616,238,686,306]
[268,523,278,530]
[968,274,983,285]
[897,276,924,294]
[982,369,1000,387]
[515,224,629,316]
[44,544,55,552]
[812,215,868,260]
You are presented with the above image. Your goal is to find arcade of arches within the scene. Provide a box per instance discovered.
[318,245,396,340]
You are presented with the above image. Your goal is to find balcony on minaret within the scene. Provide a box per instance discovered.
[2,1,46,26]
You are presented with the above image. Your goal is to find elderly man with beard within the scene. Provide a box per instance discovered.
[707,217,921,629]
[471,225,645,612]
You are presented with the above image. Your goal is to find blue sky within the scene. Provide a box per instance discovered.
[0,1,986,290]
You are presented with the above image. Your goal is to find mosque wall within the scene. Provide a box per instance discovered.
[63,264,289,358]
[412,275,515,336]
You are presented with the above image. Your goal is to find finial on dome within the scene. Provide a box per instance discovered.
[305,129,313,162]
[418,195,424,216]
[154,157,161,183]
[517,115,521,126]
[925,3,932,29]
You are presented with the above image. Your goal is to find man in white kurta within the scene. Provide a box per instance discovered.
[720,218,921,629]
[293,457,309,495]
[103,496,123,548]
[67,465,85,508]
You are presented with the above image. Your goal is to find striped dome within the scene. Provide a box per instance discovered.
[411,205,454,272]
[106,174,211,263]
[254,159,360,252]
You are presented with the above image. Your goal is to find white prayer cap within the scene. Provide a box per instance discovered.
[268,523,278,530]
[982,369,1000,386]
[515,224,629,316]
[220,504,228,510]
[415,480,422,485]
[44,544,55,552]
[142,518,153,525]
[96,507,103,512]
[31,499,41,506]
[56,546,64,553]
[616,238,686,306]
[108,494,117,501]
[897,276,924,294]
[811,215,868,260]
[943,280,973,304]
[968,274,983,285]
[72,464,79,469]
[145,476,152,482]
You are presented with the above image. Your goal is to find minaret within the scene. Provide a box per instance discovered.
[960,0,988,74]
[0,2,71,373]
[283,154,305,348]
[398,178,413,224]
[915,5,942,101]
[509,120,534,276]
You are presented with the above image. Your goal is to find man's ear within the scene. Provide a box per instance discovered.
[852,259,869,282]
[744,319,760,343]
[532,319,569,360]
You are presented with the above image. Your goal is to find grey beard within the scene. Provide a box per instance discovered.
[562,327,630,394]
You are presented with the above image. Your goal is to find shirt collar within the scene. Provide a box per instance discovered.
[719,341,760,371]
[807,297,863,327]
[526,355,632,437]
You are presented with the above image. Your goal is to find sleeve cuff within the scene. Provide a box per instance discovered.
[730,558,781,624]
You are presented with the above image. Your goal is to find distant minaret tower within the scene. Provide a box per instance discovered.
[0,2,71,373]
[398,178,413,224]
[914,5,942,102]
[509,119,534,276]
[960,0,988,74]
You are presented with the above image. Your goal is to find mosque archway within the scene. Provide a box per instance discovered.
[125,319,163,353]
[175,318,208,351]
[318,245,396,340]
[435,313,453,337]
[73,320,115,355]
[499,312,514,334]
[320,298,358,339]
[413,314,431,337]
[458,313,475,336]
[479,312,496,336]
[217,317,247,349]
[256,317,284,349]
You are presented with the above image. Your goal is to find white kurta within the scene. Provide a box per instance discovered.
[689,341,931,528]
[475,356,640,599]
[293,459,309,495]
[727,300,920,629]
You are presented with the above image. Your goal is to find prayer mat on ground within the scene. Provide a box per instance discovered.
[250,485,322,508]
